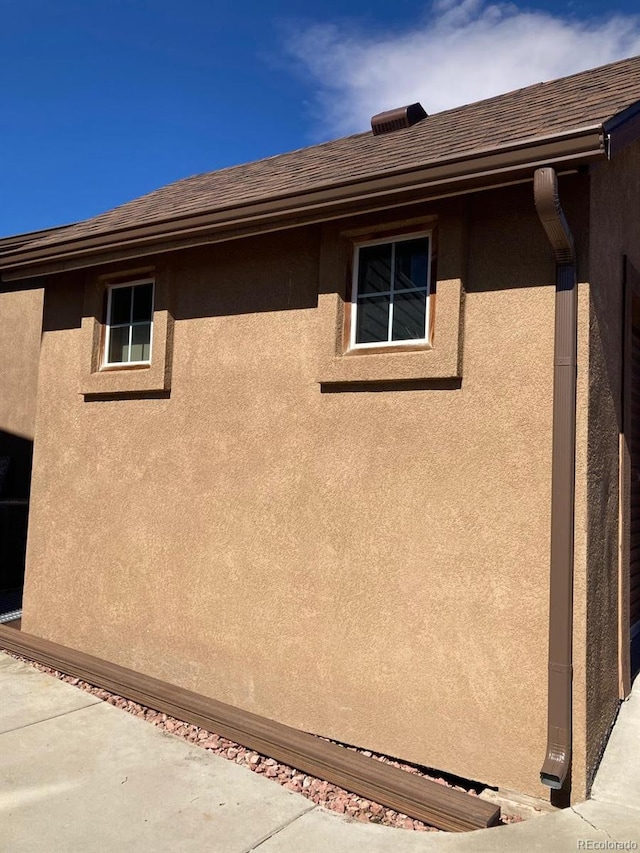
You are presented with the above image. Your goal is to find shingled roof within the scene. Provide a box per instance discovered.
[2,55,640,272]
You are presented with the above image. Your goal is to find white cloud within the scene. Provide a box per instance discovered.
[286,1,640,137]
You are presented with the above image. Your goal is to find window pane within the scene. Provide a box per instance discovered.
[110,286,132,325]
[357,244,392,294]
[108,325,130,363]
[392,291,427,341]
[356,295,390,343]
[130,323,152,362]
[394,238,429,291]
[132,283,154,322]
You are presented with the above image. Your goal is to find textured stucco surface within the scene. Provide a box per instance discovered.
[23,184,580,798]
[0,286,43,503]
[571,277,590,804]
[0,287,43,441]
[583,139,640,787]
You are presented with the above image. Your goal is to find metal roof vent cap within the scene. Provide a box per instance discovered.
[371,102,428,136]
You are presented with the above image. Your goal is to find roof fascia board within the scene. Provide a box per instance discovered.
[1,126,604,281]
[0,170,581,283]
[0,224,75,252]
[0,176,538,280]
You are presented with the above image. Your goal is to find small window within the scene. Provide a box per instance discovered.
[351,234,431,349]
[104,280,154,366]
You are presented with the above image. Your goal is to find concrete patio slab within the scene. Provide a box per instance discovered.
[590,684,640,811]
[0,657,314,853]
[0,653,100,734]
[255,798,639,853]
[256,808,445,853]
[573,800,640,840]
[1,651,639,853]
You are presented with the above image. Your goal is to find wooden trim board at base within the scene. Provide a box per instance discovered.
[0,624,500,832]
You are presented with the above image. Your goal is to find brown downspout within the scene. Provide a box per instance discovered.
[534,166,577,791]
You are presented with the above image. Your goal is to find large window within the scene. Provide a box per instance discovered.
[351,234,431,349]
[104,279,154,366]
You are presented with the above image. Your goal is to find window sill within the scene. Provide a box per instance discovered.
[316,217,464,387]
[99,362,152,372]
[318,281,463,385]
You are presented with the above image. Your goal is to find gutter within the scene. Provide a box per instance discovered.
[1,125,605,281]
[0,222,76,252]
[534,167,577,791]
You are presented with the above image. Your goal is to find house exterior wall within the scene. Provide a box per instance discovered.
[0,286,43,495]
[22,180,591,799]
[0,287,42,443]
[584,138,640,788]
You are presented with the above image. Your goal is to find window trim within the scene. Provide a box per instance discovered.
[102,278,155,369]
[316,212,464,386]
[79,263,173,399]
[348,230,434,353]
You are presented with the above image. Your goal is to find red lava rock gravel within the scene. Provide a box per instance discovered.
[5,652,523,832]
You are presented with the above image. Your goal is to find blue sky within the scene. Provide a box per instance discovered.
[1,0,639,236]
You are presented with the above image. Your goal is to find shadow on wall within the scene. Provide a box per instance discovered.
[632,631,640,680]
[466,175,589,293]
[0,430,33,602]
[39,230,323,335]
[40,181,596,340]
[170,228,323,323]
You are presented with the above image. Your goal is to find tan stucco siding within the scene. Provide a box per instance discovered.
[0,285,43,507]
[24,187,562,797]
[572,275,591,803]
[0,287,43,442]
[584,139,640,787]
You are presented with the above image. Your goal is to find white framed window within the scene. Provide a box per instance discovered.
[103,279,154,367]
[350,232,432,349]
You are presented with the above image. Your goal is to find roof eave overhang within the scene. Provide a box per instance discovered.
[604,100,640,158]
[1,124,606,282]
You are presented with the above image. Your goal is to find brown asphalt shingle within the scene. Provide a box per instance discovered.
[9,55,640,253]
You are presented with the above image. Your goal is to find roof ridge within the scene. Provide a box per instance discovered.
[3,53,640,262]
[124,54,640,192]
[426,54,640,120]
